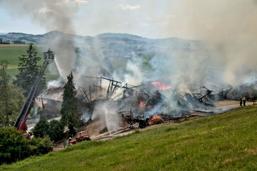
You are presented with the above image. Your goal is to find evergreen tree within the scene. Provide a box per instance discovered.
[60,72,79,135]
[32,117,49,138]
[48,120,64,142]
[0,62,10,126]
[14,44,45,96]
[0,62,24,127]
[0,127,53,164]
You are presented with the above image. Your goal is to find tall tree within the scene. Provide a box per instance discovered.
[32,117,49,138]
[0,62,24,127]
[48,120,64,142]
[60,72,79,135]
[0,62,10,126]
[14,44,45,96]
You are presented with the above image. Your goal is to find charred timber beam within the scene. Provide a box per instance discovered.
[81,88,90,103]
[101,76,122,84]
[89,86,92,101]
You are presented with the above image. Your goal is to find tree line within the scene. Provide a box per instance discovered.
[0,44,80,164]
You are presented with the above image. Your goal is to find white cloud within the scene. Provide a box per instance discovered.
[119,4,141,11]
[74,0,89,4]
[38,7,51,14]
[64,0,89,5]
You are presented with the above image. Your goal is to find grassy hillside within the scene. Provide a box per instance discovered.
[1,106,257,171]
[0,45,27,76]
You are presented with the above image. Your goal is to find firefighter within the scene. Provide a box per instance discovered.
[63,138,68,148]
[242,96,246,106]
[68,137,72,145]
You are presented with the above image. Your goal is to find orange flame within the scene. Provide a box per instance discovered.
[151,81,172,91]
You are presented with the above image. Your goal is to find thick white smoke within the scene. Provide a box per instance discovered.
[2,0,257,124]
[166,0,257,86]
[2,0,257,87]
[0,0,79,78]
[92,101,121,132]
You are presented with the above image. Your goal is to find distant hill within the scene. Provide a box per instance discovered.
[0,32,42,44]
[0,31,203,52]
[0,31,207,81]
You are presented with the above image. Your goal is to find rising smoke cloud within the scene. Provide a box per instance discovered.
[0,0,79,78]
[92,101,121,132]
[167,0,257,86]
[2,0,257,121]
[3,0,257,88]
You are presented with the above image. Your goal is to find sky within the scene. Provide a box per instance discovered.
[0,0,181,38]
[2,0,254,40]
[1,0,257,86]
[0,8,46,34]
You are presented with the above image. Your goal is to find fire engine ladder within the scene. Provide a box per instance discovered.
[14,49,54,130]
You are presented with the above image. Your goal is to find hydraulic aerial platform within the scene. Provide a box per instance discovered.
[14,49,54,131]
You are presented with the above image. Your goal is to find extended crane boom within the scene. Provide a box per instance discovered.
[15,49,54,131]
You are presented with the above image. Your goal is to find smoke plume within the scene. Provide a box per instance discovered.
[167,0,257,86]
[0,0,78,78]
[92,101,121,132]
[2,0,257,124]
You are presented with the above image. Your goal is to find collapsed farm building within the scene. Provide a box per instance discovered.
[30,73,257,139]
[17,46,257,143]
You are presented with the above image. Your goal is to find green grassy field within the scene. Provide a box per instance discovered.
[0,44,37,77]
[1,106,257,171]
[0,44,59,80]
[0,44,27,71]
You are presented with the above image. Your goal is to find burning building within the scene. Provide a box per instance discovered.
[33,70,230,137]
